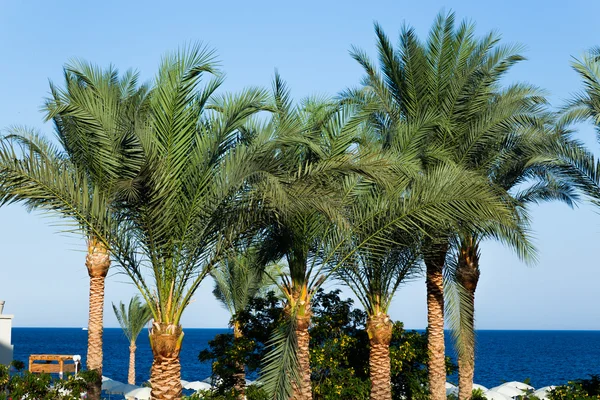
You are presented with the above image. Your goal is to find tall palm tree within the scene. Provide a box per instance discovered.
[112,296,152,385]
[345,13,554,399]
[211,246,277,398]
[0,64,147,399]
[105,44,272,400]
[447,121,588,399]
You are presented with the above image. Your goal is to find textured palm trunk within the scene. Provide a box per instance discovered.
[128,342,137,385]
[425,241,449,400]
[456,237,480,400]
[85,237,110,400]
[367,312,393,400]
[288,282,312,400]
[150,323,184,400]
[292,312,312,400]
[232,322,246,399]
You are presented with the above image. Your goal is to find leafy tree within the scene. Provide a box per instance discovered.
[200,292,285,395]
[112,296,153,384]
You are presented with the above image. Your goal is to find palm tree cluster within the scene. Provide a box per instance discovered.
[0,11,598,400]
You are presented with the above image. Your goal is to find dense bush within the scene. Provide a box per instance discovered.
[200,289,456,399]
[0,362,97,400]
[548,375,600,399]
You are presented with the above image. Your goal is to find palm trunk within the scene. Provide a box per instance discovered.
[424,240,448,400]
[367,313,393,400]
[288,282,312,400]
[456,237,480,400]
[292,312,312,400]
[149,323,184,400]
[232,321,246,399]
[128,342,137,385]
[85,237,110,400]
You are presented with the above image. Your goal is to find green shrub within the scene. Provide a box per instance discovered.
[183,385,269,400]
[548,375,600,399]
[0,361,96,400]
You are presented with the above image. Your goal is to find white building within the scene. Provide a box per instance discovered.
[0,302,14,365]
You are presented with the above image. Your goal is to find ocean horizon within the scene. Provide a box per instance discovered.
[10,328,600,389]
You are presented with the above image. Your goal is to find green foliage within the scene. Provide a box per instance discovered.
[112,295,153,343]
[548,375,600,399]
[200,289,456,400]
[183,385,269,400]
[447,388,488,400]
[0,362,97,400]
[199,291,284,394]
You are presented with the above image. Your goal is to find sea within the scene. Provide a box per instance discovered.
[10,328,600,389]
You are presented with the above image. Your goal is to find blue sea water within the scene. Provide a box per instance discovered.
[10,328,600,389]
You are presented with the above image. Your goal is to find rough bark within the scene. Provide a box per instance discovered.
[456,238,480,400]
[367,313,393,400]
[232,322,246,399]
[150,323,184,400]
[424,241,449,400]
[128,342,137,385]
[292,312,312,400]
[85,237,110,400]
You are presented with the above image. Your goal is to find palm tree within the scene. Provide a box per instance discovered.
[0,64,147,399]
[447,120,588,399]
[345,13,554,399]
[112,296,152,385]
[211,246,277,398]
[104,44,271,400]
[334,188,422,400]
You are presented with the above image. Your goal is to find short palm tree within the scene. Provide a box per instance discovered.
[113,296,152,385]
[0,63,147,399]
[334,193,422,400]
[345,13,554,399]
[211,246,277,398]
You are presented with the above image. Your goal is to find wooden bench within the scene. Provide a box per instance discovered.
[29,354,80,378]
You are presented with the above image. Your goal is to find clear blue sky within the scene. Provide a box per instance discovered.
[1,0,599,329]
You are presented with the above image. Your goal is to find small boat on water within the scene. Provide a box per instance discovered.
[82,328,87,331]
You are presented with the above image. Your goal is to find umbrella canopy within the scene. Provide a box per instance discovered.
[125,387,152,400]
[181,380,189,387]
[490,385,524,397]
[533,386,556,400]
[184,381,213,391]
[483,390,512,400]
[105,383,139,395]
[101,380,125,392]
[102,376,112,382]
[473,384,488,392]
[501,381,535,391]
